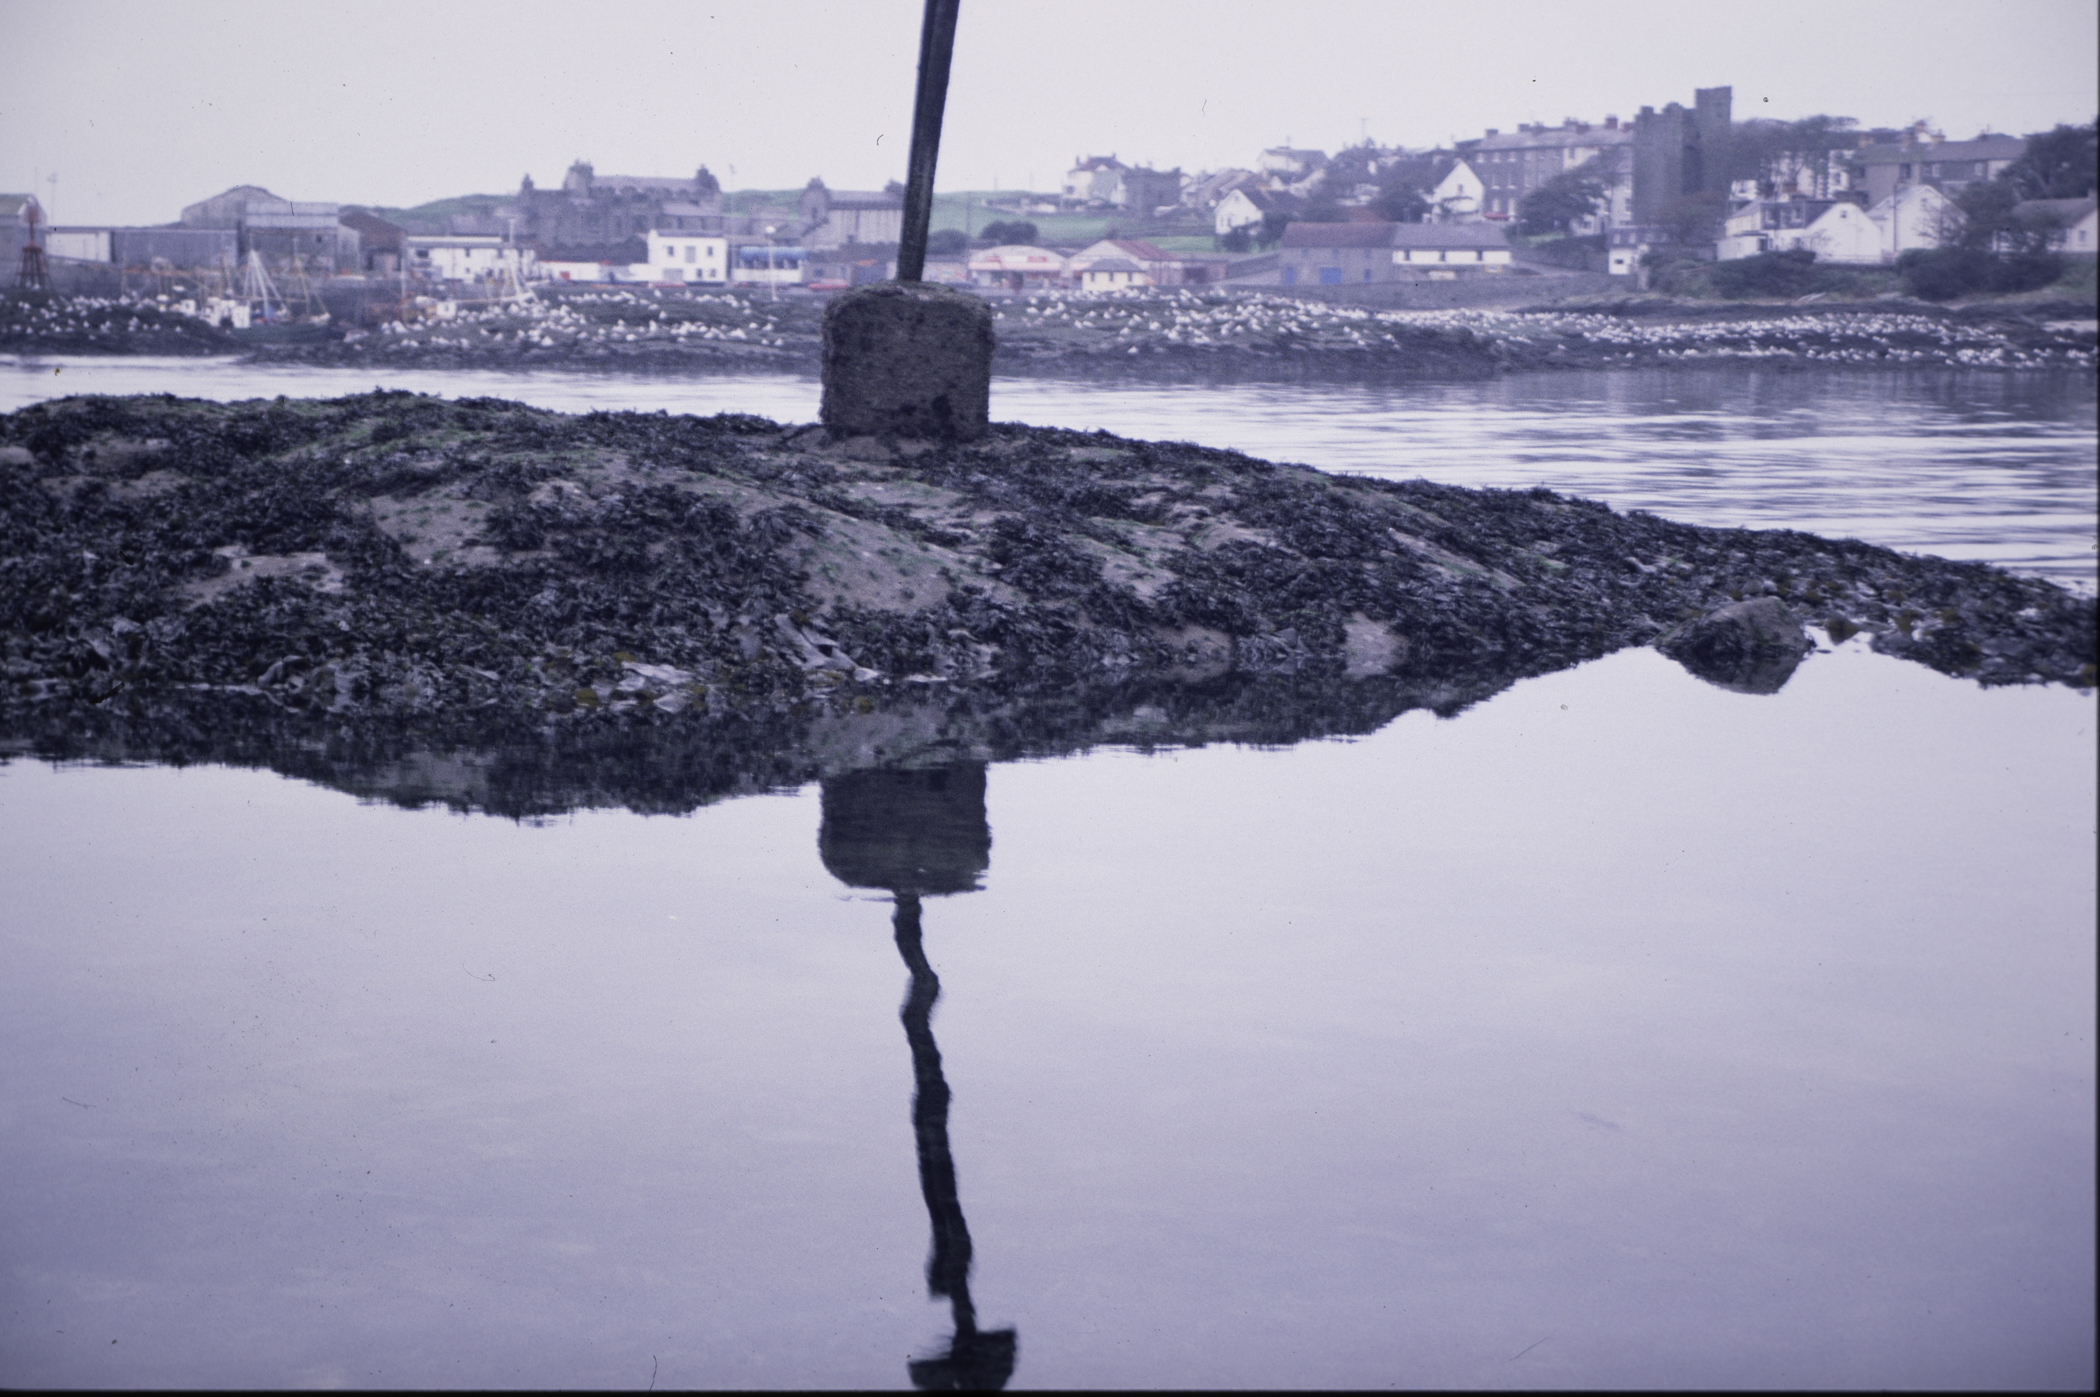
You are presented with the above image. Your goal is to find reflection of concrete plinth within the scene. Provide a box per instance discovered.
[821,283,994,442]
[818,763,989,897]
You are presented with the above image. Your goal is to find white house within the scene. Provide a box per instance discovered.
[408,235,533,283]
[1215,186,1298,238]
[1078,256,1151,292]
[1788,201,1881,263]
[1063,156,1128,207]
[1867,183,1951,259]
[1607,225,1652,277]
[1388,222,1513,277]
[1429,159,1484,221]
[2007,197,2099,254]
[1717,199,1882,264]
[646,231,728,284]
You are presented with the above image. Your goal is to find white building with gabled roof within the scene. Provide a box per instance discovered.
[1430,159,1485,221]
[1387,221,1514,275]
[1867,183,1951,258]
[1718,198,1882,263]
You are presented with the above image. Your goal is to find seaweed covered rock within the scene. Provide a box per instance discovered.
[1657,597,1813,694]
[1,392,2091,747]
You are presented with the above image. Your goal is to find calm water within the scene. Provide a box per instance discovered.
[2,359,2096,1390]
[4,355,2096,588]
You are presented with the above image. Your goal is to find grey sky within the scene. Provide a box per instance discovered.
[4,0,2096,227]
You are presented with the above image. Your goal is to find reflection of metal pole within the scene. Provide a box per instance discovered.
[897,0,961,283]
[815,765,1013,1389]
[894,895,971,1314]
[893,893,1016,1392]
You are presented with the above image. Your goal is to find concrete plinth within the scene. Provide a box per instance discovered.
[821,282,994,441]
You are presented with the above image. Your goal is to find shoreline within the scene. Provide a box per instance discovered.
[5,287,2095,379]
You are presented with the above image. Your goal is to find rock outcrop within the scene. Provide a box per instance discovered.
[2,392,2091,779]
[1657,597,1814,694]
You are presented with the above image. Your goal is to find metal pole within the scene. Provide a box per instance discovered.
[896,0,961,283]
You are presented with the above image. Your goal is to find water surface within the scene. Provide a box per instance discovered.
[2,355,2094,1389]
[3,641,2093,1390]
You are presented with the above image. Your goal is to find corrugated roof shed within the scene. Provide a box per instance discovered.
[1388,223,1513,250]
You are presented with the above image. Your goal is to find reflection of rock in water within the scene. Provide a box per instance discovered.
[5,670,1528,821]
[819,765,989,897]
[819,765,1016,1390]
[1659,597,1814,695]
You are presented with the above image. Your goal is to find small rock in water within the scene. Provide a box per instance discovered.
[1657,597,1813,694]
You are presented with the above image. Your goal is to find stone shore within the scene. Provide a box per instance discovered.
[6,287,2095,377]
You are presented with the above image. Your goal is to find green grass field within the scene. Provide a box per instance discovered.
[930,192,1216,250]
[348,194,515,234]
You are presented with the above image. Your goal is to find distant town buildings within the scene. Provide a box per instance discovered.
[1262,220,1514,286]
[1867,183,1953,260]
[1718,198,1882,264]
[1855,133,2026,207]
[2008,197,2098,253]
[1213,186,1300,239]
[8,85,2089,297]
[1256,147,1329,194]
[505,162,726,248]
[646,230,729,284]
[1469,118,1631,228]
[339,211,407,274]
[798,180,903,249]
[1060,156,1183,214]
[967,243,1069,290]
[405,235,532,284]
[1629,87,1735,226]
[180,185,360,270]
[1067,238,1226,287]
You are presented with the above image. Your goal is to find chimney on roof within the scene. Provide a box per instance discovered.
[1485,129,1498,137]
